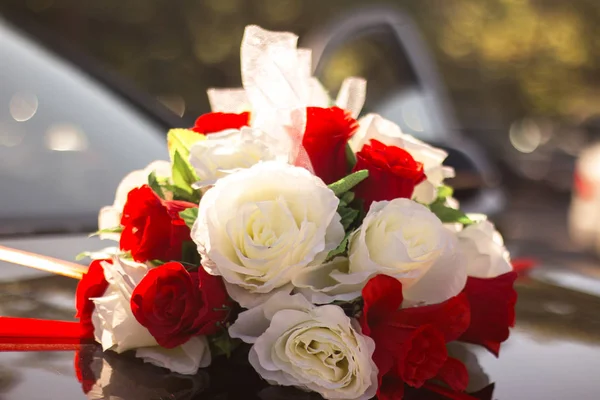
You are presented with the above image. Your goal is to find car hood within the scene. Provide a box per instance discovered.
[0,234,106,283]
[0,238,599,399]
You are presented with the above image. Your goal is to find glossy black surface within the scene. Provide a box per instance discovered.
[1,271,600,399]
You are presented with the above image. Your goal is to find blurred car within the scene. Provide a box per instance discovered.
[0,17,171,282]
[302,6,505,217]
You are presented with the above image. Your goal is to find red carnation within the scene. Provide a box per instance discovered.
[459,271,518,356]
[360,275,471,399]
[302,106,358,184]
[75,259,110,338]
[131,262,231,348]
[192,112,250,134]
[352,140,426,210]
[120,185,196,263]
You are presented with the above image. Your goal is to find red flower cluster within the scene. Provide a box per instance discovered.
[360,275,470,399]
[75,259,110,337]
[131,262,232,348]
[120,185,197,263]
[360,273,517,399]
[302,106,358,184]
[192,111,250,134]
[353,140,426,210]
[459,272,518,356]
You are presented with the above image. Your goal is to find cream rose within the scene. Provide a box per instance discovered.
[349,114,454,203]
[338,198,466,305]
[188,127,276,186]
[229,292,377,400]
[98,160,171,240]
[292,257,364,304]
[457,219,512,278]
[191,161,344,308]
[91,257,211,374]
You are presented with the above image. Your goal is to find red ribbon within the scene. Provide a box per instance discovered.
[0,317,93,349]
[511,257,537,275]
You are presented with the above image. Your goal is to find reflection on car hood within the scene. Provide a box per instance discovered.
[1,259,600,398]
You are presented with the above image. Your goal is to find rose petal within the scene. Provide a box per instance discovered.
[402,233,467,306]
[136,336,211,375]
[435,357,469,392]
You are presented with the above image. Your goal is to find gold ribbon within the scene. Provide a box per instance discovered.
[0,245,86,280]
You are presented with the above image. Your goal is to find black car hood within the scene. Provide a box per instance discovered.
[0,241,599,399]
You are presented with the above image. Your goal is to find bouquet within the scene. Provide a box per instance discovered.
[2,25,519,400]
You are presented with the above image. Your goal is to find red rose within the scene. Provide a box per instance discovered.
[120,185,196,262]
[394,324,447,387]
[302,106,358,184]
[192,112,250,134]
[74,346,96,394]
[352,140,426,210]
[75,259,110,338]
[360,275,471,398]
[406,381,493,400]
[130,262,231,348]
[459,271,518,356]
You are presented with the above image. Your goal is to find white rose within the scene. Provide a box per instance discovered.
[229,292,377,400]
[98,160,171,240]
[91,257,211,375]
[349,114,454,203]
[135,336,211,375]
[189,127,276,186]
[292,257,364,304]
[338,198,466,305]
[191,161,344,308]
[458,220,512,278]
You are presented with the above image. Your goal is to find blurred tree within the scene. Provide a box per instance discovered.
[1,0,599,135]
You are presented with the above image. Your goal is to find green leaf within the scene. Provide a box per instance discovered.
[172,150,200,202]
[167,128,205,163]
[328,170,369,197]
[209,331,241,358]
[338,206,359,230]
[333,296,363,317]
[163,183,198,202]
[430,202,474,225]
[179,208,199,230]
[339,191,355,207]
[147,171,165,199]
[325,233,351,262]
[345,143,357,171]
[436,185,454,201]
[150,259,166,266]
[180,240,200,266]
[89,226,123,238]
[172,151,196,189]
[75,251,91,261]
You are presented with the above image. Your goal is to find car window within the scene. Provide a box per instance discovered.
[315,28,444,144]
[0,20,168,234]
